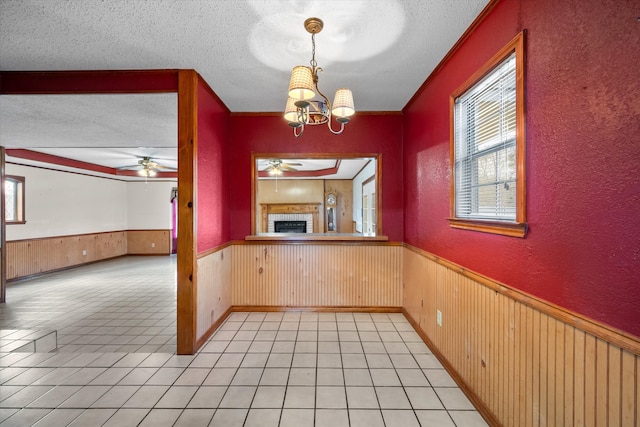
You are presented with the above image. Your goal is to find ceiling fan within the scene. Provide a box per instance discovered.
[118,156,176,177]
[264,158,302,175]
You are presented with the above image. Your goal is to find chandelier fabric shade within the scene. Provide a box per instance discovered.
[284,97,300,123]
[283,17,355,138]
[288,66,315,101]
[332,88,355,119]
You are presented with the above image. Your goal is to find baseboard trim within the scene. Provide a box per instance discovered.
[402,308,500,427]
[127,253,172,256]
[231,305,403,313]
[195,306,234,350]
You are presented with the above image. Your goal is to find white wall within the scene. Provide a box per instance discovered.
[5,163,176,241]
[127,181,175,229]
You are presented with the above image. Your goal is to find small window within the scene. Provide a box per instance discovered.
[449,32,526,237]
[5,175,25,224]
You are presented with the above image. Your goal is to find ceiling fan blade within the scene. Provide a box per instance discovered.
[284,162,303,166]
[280,165,298,171]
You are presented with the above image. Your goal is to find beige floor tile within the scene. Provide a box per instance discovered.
[381,409,421,427]
[280,408,314,427]
[0,408,51,426]
[173,408,215,426]
[244,408,281,427]
[251,385,286,408]
[315,408,349,427]
[209,408,247,427]
[448,410,490,426]
[283,385,315,408]
[137,408,182,427]
[154,386,198,408]
[346,386,379,409]
[316,385,347,408]
[187,386,227,408]
[32,408,84,427]
[349,409,385,427]
[101,408,150,427]
[0,258,478,426]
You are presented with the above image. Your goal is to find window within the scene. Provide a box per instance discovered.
[5,175,25,224]
[449,32,526,237]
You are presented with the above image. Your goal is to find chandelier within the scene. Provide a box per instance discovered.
[284,17,355,138]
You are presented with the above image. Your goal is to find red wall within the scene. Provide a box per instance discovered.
[228,114,404,241]
[403,0,640,337]
[0,70,178,94]
[196,78,230,252]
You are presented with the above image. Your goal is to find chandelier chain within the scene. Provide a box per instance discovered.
[310,33,317,70]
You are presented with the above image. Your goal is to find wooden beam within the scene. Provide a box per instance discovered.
[176,70,198,354]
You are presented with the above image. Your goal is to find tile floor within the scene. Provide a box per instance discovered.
[1,256,177,354]
[0,257,488,426]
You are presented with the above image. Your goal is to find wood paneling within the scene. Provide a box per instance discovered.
[6,230,172,280]
[196,246,232,340]
[127,229,171,254]
[6,231,127,279]
[232,243,402,307]
[403,244,640,427]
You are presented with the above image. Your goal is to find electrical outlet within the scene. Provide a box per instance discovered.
[436,309,443,327]
[151,242,155,248]
[82,250,87,256]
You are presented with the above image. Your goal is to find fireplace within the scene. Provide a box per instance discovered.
[274,220,307,233]
[260,203,319,233]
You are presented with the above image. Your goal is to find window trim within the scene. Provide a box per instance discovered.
[5,175,26,225]
[449,31,527,238]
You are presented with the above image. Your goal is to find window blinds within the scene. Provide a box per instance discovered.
[454,52,517,221]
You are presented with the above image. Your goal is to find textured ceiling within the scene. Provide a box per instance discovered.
[0,0,488,112]
[0,0,489,173]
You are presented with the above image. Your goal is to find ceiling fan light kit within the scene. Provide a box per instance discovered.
[265,158,302,175]
[137,157,159,177]
[139,167,157,177]
[284,17,355,138]
[117,156,176,178]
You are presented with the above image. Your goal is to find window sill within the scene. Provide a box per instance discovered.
[6,220,26,225]
[448,218,527,238]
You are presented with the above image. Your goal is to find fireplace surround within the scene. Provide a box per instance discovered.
[260,203,320,233]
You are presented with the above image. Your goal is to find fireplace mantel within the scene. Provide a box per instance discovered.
[260,203,320,233]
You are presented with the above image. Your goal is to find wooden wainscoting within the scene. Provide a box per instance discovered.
[196,245,233,345]
[7,229,172,280]
[232,242,402,307]
[127,229,171,255]
[6,231,127,280]
[403,244,639,427]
